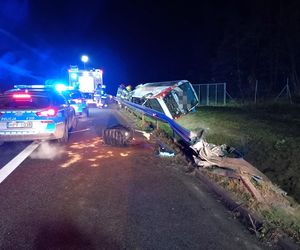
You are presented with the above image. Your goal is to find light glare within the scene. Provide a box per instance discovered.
[71,73,77,80]
[81,55,89,63]
[55,84,67,92]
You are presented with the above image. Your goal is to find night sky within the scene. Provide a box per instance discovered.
[0,0,290,95]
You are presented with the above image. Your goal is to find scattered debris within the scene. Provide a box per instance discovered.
[135,129,151,140]
[190,130,291,204]
[157,142,176,157]
[159,149,175,157]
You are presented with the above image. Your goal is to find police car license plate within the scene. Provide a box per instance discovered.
[7,121,33,128]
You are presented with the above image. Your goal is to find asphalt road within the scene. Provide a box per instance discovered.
[0,107,267,249]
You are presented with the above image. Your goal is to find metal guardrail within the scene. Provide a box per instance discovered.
[117,98,192,144]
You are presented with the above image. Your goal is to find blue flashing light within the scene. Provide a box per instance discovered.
[55,83,68,92]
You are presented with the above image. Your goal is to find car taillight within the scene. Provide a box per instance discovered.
[36,108,58,117]
[12,93,32,99]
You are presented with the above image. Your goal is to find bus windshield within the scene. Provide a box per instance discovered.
[177,82,198,112]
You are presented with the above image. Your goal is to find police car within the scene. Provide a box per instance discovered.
[82,93,97,107]
[61,89,89,117]
[0,85,77,143]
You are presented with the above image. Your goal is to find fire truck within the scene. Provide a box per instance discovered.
[68,66,105,106]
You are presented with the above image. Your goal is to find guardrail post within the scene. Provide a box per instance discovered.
[156,120,159,130]
[142,114,145,125]
[172,129,176,142]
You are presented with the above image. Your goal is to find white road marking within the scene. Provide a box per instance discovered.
[0,141,41,183]
[69,128,91,134]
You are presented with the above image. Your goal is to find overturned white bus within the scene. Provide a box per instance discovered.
[130,80,199,119]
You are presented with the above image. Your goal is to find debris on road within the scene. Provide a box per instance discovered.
[135,129,151,140]
[158,143,176,157]
[159,151,175,157]
[103,124,133,146]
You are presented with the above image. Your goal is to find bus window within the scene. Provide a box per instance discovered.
[132,97,144,105]
[145,99,164,114]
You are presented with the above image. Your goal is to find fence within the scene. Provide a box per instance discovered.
[192,83,226,106]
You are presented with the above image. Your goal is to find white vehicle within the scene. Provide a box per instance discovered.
[130,80,199,119]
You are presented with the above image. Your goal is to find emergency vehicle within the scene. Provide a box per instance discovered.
[0,85,77,143]
[68,66,104,106]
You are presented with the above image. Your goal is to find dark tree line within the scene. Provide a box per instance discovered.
[210,0,300,101]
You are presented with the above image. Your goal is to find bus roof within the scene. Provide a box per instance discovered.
[132,80,190,98]
[143,80,189,87]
